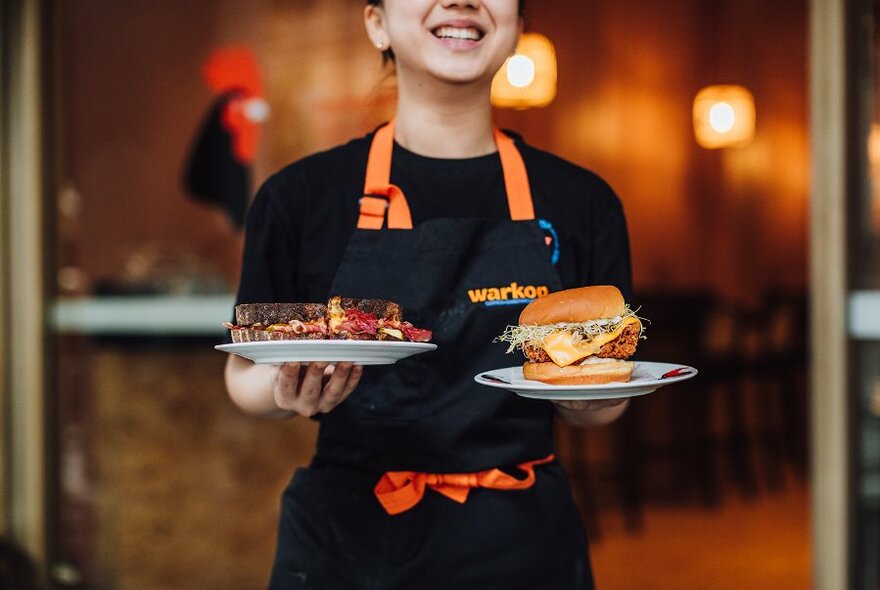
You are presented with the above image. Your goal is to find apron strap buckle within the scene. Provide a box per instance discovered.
[357,187,414,230]
[358,194,391,229]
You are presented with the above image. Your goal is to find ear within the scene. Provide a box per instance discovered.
[364,4,388,48]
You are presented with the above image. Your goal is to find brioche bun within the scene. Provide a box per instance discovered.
[523,359,634,385]
[519,285,625,326]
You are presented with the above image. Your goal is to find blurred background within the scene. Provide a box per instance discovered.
[1,0,878,588]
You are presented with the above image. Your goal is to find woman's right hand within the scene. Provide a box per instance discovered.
[224,355,363,418]
[273,361,363,417]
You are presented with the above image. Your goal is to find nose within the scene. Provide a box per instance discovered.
[440,0,481,9]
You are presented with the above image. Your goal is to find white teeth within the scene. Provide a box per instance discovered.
[433,26,481,41]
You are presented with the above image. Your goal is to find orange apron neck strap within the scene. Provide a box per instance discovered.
[493,128,535,221]
[357,120,535,230]
[364,119,395,190]
[359,120,414,230]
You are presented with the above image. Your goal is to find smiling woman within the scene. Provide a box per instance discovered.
[223,0,634,588]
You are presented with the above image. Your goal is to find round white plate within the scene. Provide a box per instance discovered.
[216,340,437,365]
[474,361,698,400]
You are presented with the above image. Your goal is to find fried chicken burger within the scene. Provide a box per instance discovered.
[496,285,644,385]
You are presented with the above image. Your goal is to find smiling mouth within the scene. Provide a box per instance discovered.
[432,26,484,42]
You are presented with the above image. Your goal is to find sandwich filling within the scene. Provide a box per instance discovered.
[329,307,430,341]
[497,307,643,368]
[326,296,431,341]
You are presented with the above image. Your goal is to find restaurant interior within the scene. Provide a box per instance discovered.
[1,0,878,588]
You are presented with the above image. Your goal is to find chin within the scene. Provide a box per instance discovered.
[407,48,507,85]
[424,62,496,85]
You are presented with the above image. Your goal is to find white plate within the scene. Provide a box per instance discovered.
[474,361,698,400]
[215,340,437,365]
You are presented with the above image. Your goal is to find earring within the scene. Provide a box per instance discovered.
[376,41,385,50]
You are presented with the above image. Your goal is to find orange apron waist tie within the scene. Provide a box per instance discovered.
[374,454,555,515]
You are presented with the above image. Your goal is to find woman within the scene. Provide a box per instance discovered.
[225,0,633,587]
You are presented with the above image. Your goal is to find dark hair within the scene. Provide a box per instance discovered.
[366,0,526,64]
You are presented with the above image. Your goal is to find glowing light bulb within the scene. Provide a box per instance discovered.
[693,86,756,148]
[507,55,536,88]
[491,33,557,109]
[709,102,736,133]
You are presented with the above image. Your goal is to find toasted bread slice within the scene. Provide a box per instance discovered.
[230,329,325,343]
[235,302,327,327]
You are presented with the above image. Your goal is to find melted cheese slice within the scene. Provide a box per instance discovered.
[540,317,640,367]
[328,299,345,332]
[379,327,403,340]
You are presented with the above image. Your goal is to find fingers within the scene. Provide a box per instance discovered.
[342,365,364,397]
[274,362,302,411]
[296,362,329,416]
[554,399,585,411]
[274,362,364,417]
[316,362,361,414]
[554,397,628,412]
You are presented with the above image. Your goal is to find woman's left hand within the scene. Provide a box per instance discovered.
[552,398,630,427]
[552,398,628,412]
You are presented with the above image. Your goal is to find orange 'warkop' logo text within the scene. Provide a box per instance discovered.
[467,282,549,307]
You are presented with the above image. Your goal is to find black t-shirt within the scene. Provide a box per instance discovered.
[234,130,632,313]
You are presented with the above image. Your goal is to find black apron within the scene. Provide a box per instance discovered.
[269,122,593,589]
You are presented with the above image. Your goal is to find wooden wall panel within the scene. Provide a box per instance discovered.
[87,345,317,588]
